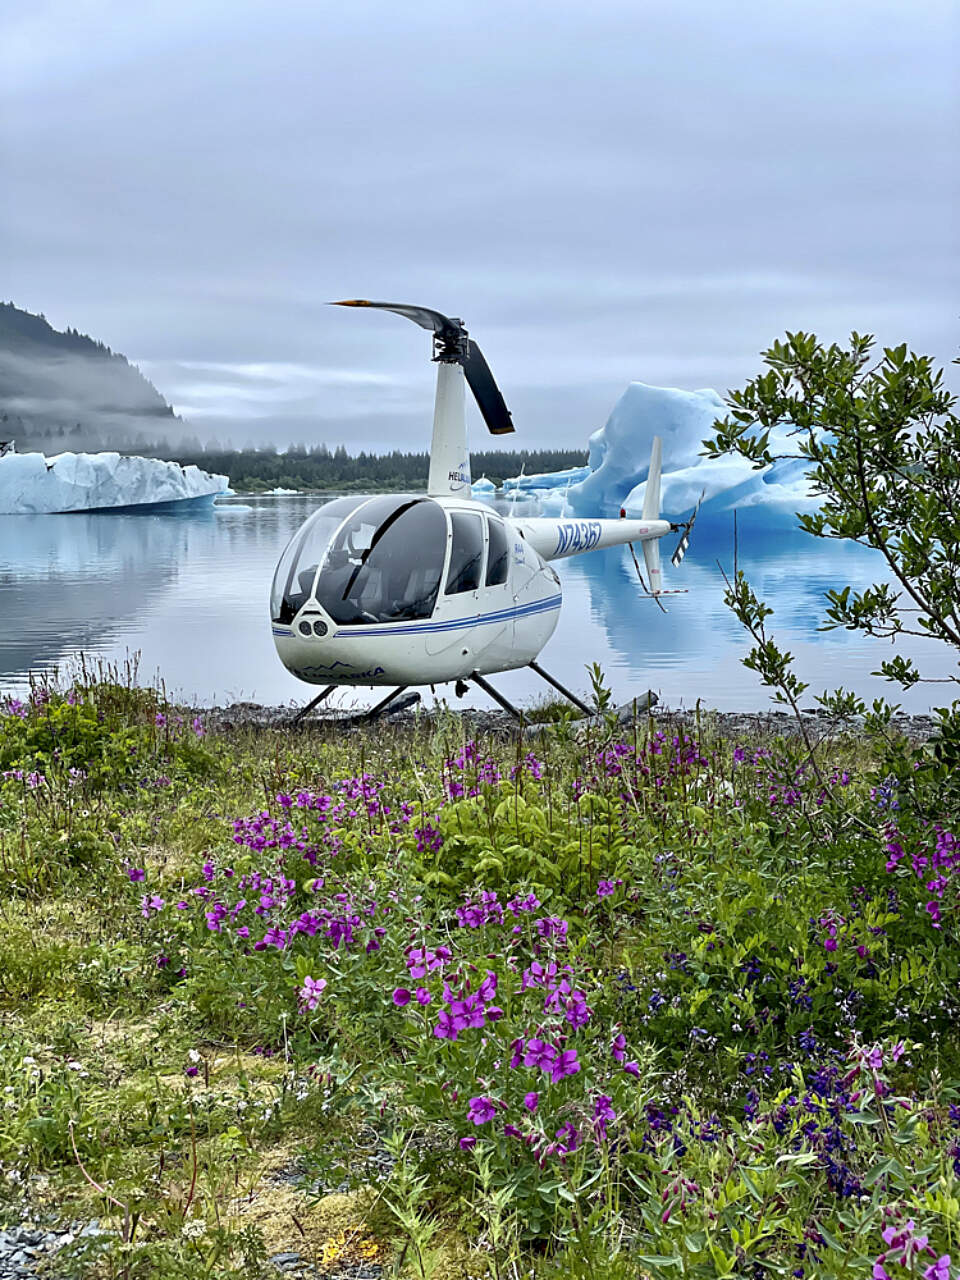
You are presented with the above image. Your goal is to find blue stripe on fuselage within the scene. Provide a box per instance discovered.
[338,593,562,639]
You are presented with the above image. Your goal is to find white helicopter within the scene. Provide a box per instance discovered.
[270,301,700,721]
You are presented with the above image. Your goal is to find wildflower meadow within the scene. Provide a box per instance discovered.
[0,675,958,1279]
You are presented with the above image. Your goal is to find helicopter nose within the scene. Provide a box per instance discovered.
[294,617,330,638]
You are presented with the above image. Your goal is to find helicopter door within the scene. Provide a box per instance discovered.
[424,511,485,659]
[474,515,514,664]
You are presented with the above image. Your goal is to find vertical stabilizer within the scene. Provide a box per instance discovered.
[427,361,472,498]
[641,436,663,593]
[642,435,662,521]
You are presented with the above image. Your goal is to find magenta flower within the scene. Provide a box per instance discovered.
[523,1091,539,1113]
[611,1032,627,1063]
[924,1257,951,1280]
[555,1121,579,1153]
[393,987,412,1006]
[128,867,146,882]
[467,1096,497,1125]
[550,1049,580,1083]
[414,987,432,1005]
[564,993,590,1029]
[624,1061,641,1078]
[597,879,616,898]
[433,1010,458,1040]
[299,975,327,1010]
[593,1095,616,1123]
[459,1135,477,1149]
[523,1039,557,1071]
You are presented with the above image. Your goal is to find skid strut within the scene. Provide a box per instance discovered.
[358,686,412,722]
[527,660,594,716]
[470,671,522,721]
[290,684,336,726]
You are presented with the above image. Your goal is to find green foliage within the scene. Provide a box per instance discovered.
[1,681,959,1277]
[707,330,960,819]
[706,331,960,692]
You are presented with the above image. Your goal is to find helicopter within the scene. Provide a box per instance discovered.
[270,301,700,721]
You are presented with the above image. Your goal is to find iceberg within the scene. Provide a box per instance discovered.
[518,381,817,525]
[0,450,228,515]
[471,476,496,493]
[502,465,591,491]
[565,383,726,515]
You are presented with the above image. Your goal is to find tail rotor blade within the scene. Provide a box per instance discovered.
[670,490,705,568]
[462,339,515,436]
[670,531,690,569]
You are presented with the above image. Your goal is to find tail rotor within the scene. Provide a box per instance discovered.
[670,491,705,568]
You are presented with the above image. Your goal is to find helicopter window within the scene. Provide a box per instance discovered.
[315,496,447,625]
[445,512,485,595]
[485,518,509,587]
[270,495,368,624]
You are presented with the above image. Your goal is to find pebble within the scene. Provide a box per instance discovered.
[199,697,936,742]
[0,1223,80,1280]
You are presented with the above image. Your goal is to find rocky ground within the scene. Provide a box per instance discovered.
[0,1222,100,1280]
[200,694,938,743]
[0,1216,383,1279]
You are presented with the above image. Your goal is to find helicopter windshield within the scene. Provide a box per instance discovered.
[270,496,368,624]
[314,495,447,625]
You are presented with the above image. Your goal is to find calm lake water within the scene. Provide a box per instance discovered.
[0,494,952,712]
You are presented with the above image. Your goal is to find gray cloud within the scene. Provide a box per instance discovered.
[2,0,957,451]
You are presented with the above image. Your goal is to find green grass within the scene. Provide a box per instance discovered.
[0,681,958,1279]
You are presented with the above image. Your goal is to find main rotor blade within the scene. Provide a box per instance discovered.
[334,299,515,435]
[331,300,461,338]
[463,338,515,436]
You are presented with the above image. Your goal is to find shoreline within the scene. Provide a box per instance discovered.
[199,698,938,742]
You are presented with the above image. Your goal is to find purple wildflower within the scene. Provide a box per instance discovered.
[551,1049,580,1082]
[299,975,327,1010]
[467,1096,497,1125]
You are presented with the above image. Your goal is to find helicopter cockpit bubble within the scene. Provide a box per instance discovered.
[271,493,449,628]
[270,495,368,624]
[315,495,447,626]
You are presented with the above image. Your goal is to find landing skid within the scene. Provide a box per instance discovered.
[289,685,420,727]
[464,662,595,722]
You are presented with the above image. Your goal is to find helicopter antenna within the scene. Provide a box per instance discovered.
[333,300,515,500]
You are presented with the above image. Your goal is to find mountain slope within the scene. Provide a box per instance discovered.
[0,302,178,453]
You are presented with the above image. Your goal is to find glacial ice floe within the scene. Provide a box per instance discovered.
[509,381,817,524]
[0,450,228,514]
[502,465,592,491]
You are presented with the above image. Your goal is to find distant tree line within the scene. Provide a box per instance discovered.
[160,444,589,491]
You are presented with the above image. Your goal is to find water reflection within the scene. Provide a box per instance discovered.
[0,496,953,710]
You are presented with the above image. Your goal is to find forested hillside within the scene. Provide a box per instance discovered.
[161,444,588,491]
[0,302,177,452]
[0,303,587,486]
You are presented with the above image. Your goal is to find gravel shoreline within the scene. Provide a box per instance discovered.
[198,696,938,743]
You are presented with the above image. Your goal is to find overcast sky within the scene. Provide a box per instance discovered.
[3,0,958,451]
